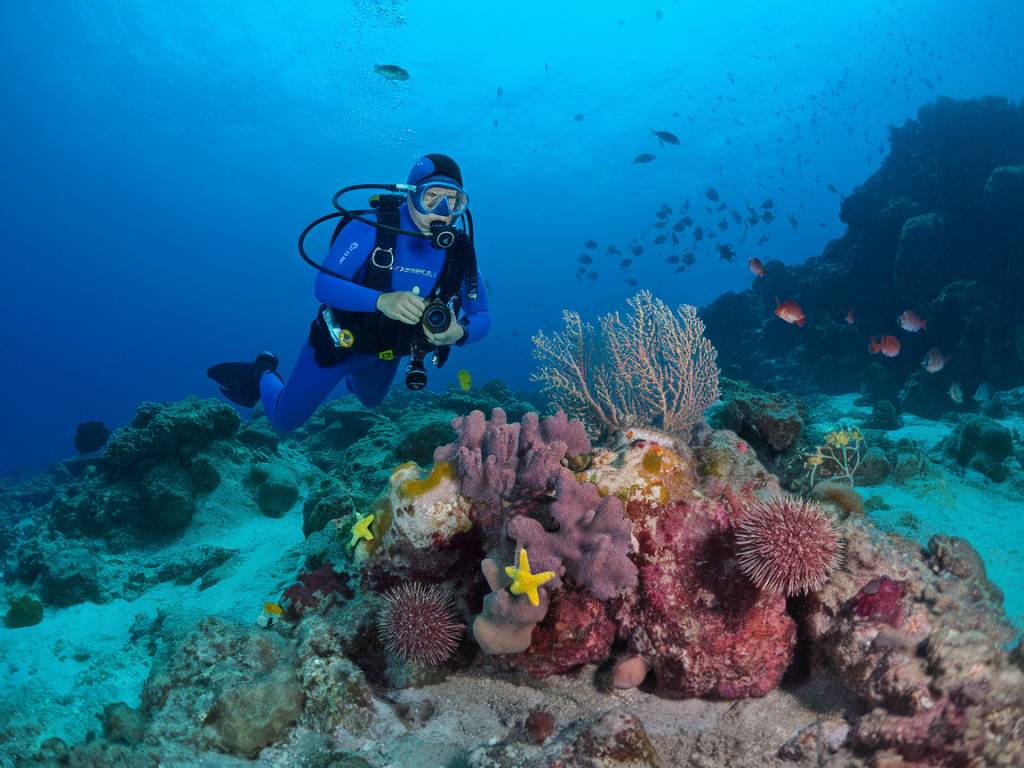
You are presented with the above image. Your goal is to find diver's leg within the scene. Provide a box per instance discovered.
[348,358,400,409]
[260,343,355,431]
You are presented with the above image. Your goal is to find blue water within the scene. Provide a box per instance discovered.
[1,0,1023,478]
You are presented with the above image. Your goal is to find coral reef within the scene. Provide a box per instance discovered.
[703,97,1024,397]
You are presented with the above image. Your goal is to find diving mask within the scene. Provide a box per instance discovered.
[410,181,469,217]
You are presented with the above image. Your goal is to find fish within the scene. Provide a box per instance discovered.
[496,86,503,99]
[655,210,669,220]
[717,220,729,231]
[629,245,644,256]
[827,183,838,193]
[758,233,770,245]
[587,271,599,281]
[574,113,585,121]
[456,369,473,391]
[717,243,736,262]
[671,233,679,245]
[263,602,284,616]
[653,234,667,244]
[948,382,963,404]
[761,198,774,209]
[576,267,588,279]
[374,63,410,81]
[607,244,622,255]
[748,257,766,277]
[789,215,799,229]
[682,252,696,266]
[626,277,639,286]
[973,383,991,402]
[655,9,663,21]
[921,347,950,373]
[762,210,776,224]
[578,255,594,264]
[693,226,704,241]
[620,259,633,268]
[868,335,901,357]
[584,240,598,249]
[845,308,855,325]
[651,129,679,146]
[667,254,681,264]
[653,221,666,229]
[775,298,806,327]
[632,153,656,164]
[897,309,927,332]
[704,187,720,202]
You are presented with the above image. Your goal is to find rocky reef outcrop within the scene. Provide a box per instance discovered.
[703,97,1024,407]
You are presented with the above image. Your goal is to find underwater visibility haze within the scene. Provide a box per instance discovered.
[2,1,1024,766]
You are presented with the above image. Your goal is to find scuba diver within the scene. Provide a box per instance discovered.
[207,154,490,431]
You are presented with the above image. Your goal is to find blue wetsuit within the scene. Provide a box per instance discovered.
[259,203,490,430]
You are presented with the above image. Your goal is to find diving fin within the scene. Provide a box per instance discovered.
[207,352,278,408]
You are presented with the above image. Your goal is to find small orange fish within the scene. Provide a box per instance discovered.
[897,309,927,332]
[263,602,284,616]
[921,347,950,373]
[748,257,766,277]
[845,308,855,325]
[774,297,805,327]
[868,335,901,357]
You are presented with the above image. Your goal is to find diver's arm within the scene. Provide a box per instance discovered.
[313,220,382,312]
[455,269,491,346]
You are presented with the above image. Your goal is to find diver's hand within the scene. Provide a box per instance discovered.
[375,291,426,325]
[424,318,466,346]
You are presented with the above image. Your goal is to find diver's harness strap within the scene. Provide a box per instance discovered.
[308,194,473,370]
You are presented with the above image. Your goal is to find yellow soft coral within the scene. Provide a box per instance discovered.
[400,461,455,498]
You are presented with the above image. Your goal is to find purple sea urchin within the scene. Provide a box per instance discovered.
[377,582,464,665]
[735,495,843,596]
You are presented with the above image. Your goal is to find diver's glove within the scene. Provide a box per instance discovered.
[376,291,426,325]
[424,318,467,346]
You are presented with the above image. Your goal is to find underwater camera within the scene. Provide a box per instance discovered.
[421,297,453,334]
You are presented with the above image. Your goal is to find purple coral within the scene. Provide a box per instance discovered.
[433,408,592,504]
[377,582,464,665]
[506,471,636,600]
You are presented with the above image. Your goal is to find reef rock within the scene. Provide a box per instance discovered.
[939,414,1016,481]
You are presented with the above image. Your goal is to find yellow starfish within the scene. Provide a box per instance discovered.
[504,548,555,607]
[349,513,375,548]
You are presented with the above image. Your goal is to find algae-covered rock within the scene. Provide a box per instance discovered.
[139,462,196,533]
[39,546,102,607]
[4,593,43,628]
[939,414,1015,481]
[208,667,304,758]
[249,463,300,517]
[105,396,240,473]
[712,377,807,456]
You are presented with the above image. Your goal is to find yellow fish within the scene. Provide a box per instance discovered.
[263,602,284,616]
[456,369,472,391]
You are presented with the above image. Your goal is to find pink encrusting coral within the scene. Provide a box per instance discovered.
[617,497,798,698]
[377,582,464,666]
[850,575,905,628]
[734,495,844,596]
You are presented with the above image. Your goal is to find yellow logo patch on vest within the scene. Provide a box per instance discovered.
[378,349,395,360]
[337,328,354,348]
